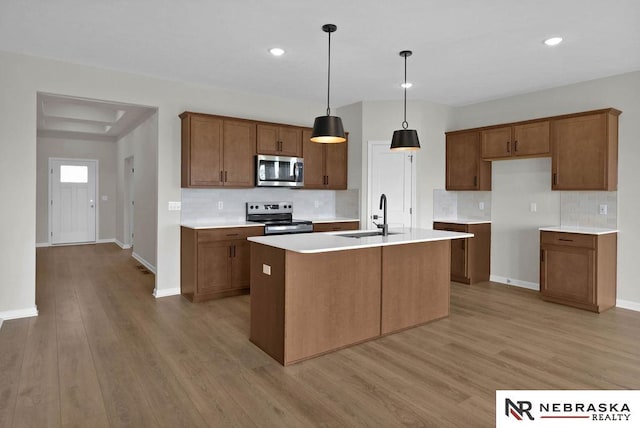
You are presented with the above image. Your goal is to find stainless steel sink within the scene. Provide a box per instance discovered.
[337,231,401,238]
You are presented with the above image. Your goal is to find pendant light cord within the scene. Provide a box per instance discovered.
[402,52,408,129]
[326,29,332,116]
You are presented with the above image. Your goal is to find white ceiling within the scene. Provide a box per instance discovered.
[3,1,640,107]
[37,93,156,142]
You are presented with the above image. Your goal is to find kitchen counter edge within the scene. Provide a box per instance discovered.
[247,228,473,254]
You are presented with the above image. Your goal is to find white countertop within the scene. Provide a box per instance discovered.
[306,217,360,224]
[181,220,264,229]
[433,218,492,225]
[539,226,619,235]
[181,217,360,229]
[247,228,473,254]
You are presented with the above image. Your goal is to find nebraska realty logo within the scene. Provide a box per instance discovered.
[496,391,639,427]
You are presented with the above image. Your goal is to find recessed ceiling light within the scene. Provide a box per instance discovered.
[544,37,563,46]
[401,82,413,89]
[269,47,285,56]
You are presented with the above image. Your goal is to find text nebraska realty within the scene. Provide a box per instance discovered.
[507,399,631,421]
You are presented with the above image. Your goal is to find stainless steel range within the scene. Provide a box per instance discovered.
[246,202,313,235]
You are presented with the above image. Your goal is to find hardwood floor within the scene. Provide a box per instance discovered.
[1,243,640,427]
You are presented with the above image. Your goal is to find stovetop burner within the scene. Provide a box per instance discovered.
[246,202,313,235]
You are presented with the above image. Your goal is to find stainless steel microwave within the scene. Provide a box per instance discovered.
[256,154,304,188]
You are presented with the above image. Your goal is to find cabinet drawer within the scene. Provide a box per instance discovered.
[433,222,468,233]
[540,232,596,249]
[197,226,263,243]
[313,221,360,232]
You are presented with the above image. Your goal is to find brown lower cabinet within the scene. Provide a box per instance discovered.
[181,226,263,302]
[540,230,617,313]
[312,221,359,232]
[433,222,491,284]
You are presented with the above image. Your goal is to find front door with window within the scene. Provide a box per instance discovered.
[50,159,97,244]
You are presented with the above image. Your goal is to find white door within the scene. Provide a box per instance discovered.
[50,158,97,244]
[367,141,415,230]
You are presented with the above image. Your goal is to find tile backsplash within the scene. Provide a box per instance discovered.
[181,188,359,223]
[433,190,492,221]
[560,191,617,228]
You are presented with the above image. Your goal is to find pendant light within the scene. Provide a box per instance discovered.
[311,24,346,144]
[391,50,420,150]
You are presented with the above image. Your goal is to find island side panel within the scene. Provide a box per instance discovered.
[249,242,286,364]
[180,227,196,302]
[284,247,382,365]
[381,240,451,335]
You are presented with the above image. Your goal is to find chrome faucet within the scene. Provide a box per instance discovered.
[378,194,388,236]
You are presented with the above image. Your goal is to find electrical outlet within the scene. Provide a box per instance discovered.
[479,202,485,210]
[530,202,537,213]
[314,200,320,208]
[218,201,224,210]
[599,204,608,215]
[262,264,271,275]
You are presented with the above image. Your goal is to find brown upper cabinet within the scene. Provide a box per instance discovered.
[551,109,620,191]
[481,121,550,160]
[257,124,302,157]
[445,130,491,190]
[302,128,348,190]
[448,107,620,191]
[181,112,256,188]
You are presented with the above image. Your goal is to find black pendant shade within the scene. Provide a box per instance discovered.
[391,129,420,150]
[311,24,346,144]
[311,115,346,143]
[391,50,420,151]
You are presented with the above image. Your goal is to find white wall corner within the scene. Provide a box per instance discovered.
[153,287,181,298]
[490,275,540,291]
[114,239,131,249]
[616,299,640,313]
[132,251,156,274]
[0,306,38,323]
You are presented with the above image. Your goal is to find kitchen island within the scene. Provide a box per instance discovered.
[248,228,472,365]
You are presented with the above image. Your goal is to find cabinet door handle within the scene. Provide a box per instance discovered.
[224,171,228,182]
[225,233,239,237]
[232,245,236,257]
[473,175,478,187]
[506,141,510,153]
[514,140,518,152]
[553,173,557,186]
[220,171,224,182]
[558,238,573,242]
[540,249,544,262]
[229,246,233,258]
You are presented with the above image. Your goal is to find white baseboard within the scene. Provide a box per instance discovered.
[490,275,539,291]
[0,307,38,325]
[114,239,131,249]
[0,318,3,330]
[153,287,181,298]
[616,299,640,312]
[132,252,156,274]
[97,238,116,244]
[36,242,50,248]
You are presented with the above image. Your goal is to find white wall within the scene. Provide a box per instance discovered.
[451,71,640,307]
[358,100,451,229]
[116,113,158,270]
[36,137,117,244]
[0,50,322,317]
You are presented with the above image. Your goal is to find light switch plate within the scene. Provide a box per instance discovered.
[262,264,271,275]
[168,201,181,211]
[101,195,108,201]
[530,202,537,213]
